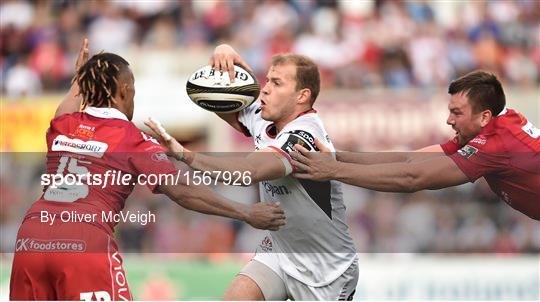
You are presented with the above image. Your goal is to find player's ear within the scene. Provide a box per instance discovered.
[297,88,311,105]
[119,83,127,100]
[480,109,493,127]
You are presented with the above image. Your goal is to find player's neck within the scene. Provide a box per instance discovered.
[275,107,313,133]
[274,118,291,133]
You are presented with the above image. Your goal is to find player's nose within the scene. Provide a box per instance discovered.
[446,115,454,126]
[261,82,270,95]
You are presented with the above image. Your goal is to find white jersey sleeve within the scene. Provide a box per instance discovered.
[237,101,261,137]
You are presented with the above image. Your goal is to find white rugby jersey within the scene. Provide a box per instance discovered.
[237,101,358,287]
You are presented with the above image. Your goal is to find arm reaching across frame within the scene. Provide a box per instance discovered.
[290,140,469,192]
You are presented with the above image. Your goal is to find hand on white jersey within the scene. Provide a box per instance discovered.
[210,44,252,83]
[290,139,337,181]
[247,202,286,231]
[144,117,186,161]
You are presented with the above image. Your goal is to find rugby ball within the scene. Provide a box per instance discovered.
[186,65,260,114]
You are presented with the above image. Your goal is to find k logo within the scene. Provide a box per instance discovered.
[16,238,29,252]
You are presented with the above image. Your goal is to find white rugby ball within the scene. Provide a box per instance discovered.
[186,65,260,114]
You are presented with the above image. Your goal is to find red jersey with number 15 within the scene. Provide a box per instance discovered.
[24,107,177,234]
[441,108,540,220]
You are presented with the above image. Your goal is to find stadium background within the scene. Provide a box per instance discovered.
[0,0,539,300]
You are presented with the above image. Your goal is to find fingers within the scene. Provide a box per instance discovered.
[82,38,88,53]
[291,160,310,173]
[76,38,89,70]
[291,172,311,179]
[211,45,252,83]
[271,207,285,218]
[262,202,285,217]
[290,148,310,165]
[267,216,286,231]
[272,218,286,227]
[272,206,285,215]
[314,138,330,152]
[142,121,163,144]
[254,201,287,230]
[216,55,227,74]
[293,144,310,156]
[145,117,173,142]
[226,59,235,83]
[214,54,235,83]
[236,56,253,72]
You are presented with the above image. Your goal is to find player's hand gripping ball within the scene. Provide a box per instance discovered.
[186,65,260,114]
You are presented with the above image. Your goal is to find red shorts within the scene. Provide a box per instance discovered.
[10,217,132,301]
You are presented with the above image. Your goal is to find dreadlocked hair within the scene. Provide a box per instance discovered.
[73,52,130,110]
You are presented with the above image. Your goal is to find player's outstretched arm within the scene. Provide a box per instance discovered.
[144,118,288,184]
[185,150,288,184]
[54,38,89,118]
[337,144,445,164]
[291,141,469,192]
[158,183,285,231]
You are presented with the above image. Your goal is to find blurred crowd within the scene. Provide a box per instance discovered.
[1,0,539,97]
[1,154,539,255]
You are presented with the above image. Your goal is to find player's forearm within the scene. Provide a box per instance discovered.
[332,161,420,192]
[172,184,249,221]
[55,82,82,118]
[337,146,444,165]
[183,152,256,183]
[337,151,410,164]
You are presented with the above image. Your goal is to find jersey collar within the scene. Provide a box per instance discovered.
[297,108,317,117]
[84,106,129,121]
[268,108,317,138]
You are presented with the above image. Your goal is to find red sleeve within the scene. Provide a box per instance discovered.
[440,137,460,155]
[126,128,178,193]
[446,136,508,182]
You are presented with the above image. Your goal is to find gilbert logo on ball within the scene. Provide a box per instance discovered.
[186,65,260,114]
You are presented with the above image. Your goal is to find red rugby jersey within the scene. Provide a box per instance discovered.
[25,107,177,233]
[441,108,540,220]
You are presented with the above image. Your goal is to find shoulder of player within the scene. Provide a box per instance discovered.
[475,108,528,149]
[113,122,161,149]
[50,111,83,124]
[490,108,526,131]
[465,131,505,154]
[281,118,323,138]
[279,116,330,150]
[467,109,520,148]
[284,111,323,130]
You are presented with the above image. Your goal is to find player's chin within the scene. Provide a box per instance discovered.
[260,109,271,121]
[458,135,470,146]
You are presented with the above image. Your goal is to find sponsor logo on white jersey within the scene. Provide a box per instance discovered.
[52,135,108,158]
[262,181,291,196]
[259,236,273,252]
